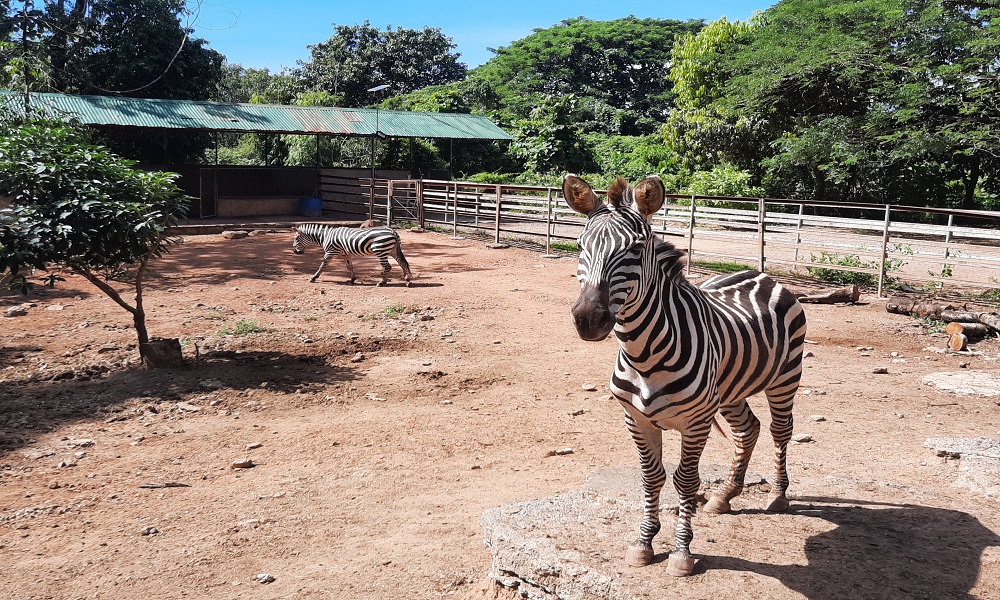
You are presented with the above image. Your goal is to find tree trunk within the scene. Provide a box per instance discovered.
[944,322,989,338]
[797,285,860,304]
[885,297,1000,333]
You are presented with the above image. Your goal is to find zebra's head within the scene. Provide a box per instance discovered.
[291,227,305,254]
[563,174,665,341]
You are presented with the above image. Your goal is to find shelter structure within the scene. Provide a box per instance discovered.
[0,91,513,219]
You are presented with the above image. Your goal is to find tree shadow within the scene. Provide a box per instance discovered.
[703,496,1000,599]
[0,350,360,455]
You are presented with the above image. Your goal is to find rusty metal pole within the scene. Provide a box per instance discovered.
[416,179,425,228]
[386,179,393,226]
[793,203,805,267]
[452,182,459,238]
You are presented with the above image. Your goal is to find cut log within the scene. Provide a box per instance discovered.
[885,297,999,333]
[948,333,968,351]
[797,285,860,304]
[944,322,989,338]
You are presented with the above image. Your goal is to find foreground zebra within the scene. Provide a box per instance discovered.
[291,223,413,286]
[563,174,807,577]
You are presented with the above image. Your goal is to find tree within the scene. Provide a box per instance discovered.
[299,21,466,108]
[511,94,596,174]
[2,1,224,163]
[0,120,188,366]
[473,16,704,134]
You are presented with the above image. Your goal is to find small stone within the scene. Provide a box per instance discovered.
[97,344,119,353]
[255,574,276,584]
[581,383,598,392]
[419,315,434,321]
[141,526,159,536]
[546,447,575,457]
[4,305,29,317]
[803,350,815,358]
[59,458,78,468]
[960,362,970,369]
[45,304,65,311]
[221,230,249,239]
[440,400,453,405]
[872,367,889,374]
[246,442,263,451]
[350,353,365,363]
[176,402,200,412]
[791,433,813,443]
[231,459,255,469]
[810,415,827,422]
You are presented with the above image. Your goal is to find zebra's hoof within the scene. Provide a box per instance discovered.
[624,544,654,567]
[666,552,696,577]
[766,495,790,513]
[308,278,318,283]
[703,496,731,514]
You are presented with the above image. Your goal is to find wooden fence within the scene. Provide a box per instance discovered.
[366,178,1000,297]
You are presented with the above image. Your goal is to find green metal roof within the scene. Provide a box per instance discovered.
[0,91,513,140]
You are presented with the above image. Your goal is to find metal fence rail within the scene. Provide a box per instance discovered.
[370,178,1000,297]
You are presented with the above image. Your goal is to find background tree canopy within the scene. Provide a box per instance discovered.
[2,1,998,209]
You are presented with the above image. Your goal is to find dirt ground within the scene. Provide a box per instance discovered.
[2,227,999,600]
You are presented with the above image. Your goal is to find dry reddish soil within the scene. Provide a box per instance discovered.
[2,228,999,600]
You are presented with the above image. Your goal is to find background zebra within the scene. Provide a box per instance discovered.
[563,174,807,577]
[291,223,413,286]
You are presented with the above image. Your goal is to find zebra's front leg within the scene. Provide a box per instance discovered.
[309,253,332,282]
[666,427,711,577]
[704,400,760,514]
[622,409,665,568]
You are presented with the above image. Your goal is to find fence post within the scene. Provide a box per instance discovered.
[545,188,553,254]
[386,179,393,226]
[686,194,696,275]
[793,203,805,267]
[452,182,459,238]
[494,185,502,244]
[941,213,955,284]
[758,198,766,272]
[417,179,425,228]
[877,204,891,298]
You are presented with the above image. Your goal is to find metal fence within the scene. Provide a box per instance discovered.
[369,178,1000,298]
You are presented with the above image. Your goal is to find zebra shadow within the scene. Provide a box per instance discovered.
[701,496,1000,599]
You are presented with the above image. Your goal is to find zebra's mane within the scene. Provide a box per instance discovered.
[650,236,687,283]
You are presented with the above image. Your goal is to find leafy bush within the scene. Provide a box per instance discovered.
[807,252,904,287]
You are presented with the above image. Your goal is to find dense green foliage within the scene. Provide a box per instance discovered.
[4,3,998,209]
[0,120,188,346]
[1,0,223,162]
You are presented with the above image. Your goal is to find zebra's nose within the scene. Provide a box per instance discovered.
[292,248,303,255]
[572,284,614,341]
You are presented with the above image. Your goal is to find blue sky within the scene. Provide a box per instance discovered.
[190,1,774,72]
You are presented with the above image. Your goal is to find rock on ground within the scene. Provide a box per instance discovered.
[924,438,1000,500]
[922,371,1000,397]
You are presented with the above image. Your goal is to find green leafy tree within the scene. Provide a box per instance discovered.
[299,21,466,108]
[473,16,703,134]
[0,120,188,364]
[512,95,596,175]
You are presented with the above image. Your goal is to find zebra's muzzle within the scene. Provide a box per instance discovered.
[572,284,614,341]
[292,248,303,255]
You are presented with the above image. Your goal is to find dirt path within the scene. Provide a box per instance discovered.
[2,229,999,599]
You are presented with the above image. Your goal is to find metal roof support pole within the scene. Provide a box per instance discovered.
[449,139,454,180]
[369,135,376,220]
[213,132,219,165]
[452,183,459,239]
[877,205,891,299]
[315,135,321,167]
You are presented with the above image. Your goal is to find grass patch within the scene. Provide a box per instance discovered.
[549,241,580,253]
[383,302,408,318]
[806,252,904,287]
[691,259,753,274]
[218,319,269,336]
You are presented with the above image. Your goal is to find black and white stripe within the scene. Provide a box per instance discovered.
[291,223,412,285]
[564,174,807,576]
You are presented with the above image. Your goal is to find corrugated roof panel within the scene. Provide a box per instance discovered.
[0,91,513,140]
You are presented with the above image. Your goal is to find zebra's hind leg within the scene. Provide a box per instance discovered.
[704,399,760,514]
[375,256,392,286]
[764,380,798,513]
[344,257,357,284]
[622,409,665,569]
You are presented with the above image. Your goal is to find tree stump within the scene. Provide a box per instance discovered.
[948,333,968,351]
[139,338,184,368]
[945,322,989,338]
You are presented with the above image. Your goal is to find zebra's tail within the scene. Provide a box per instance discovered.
[712,413,730,440]
[392,235,413,283]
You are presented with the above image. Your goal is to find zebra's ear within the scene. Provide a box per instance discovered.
[634,176,665,218]
[562,174,602,216]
